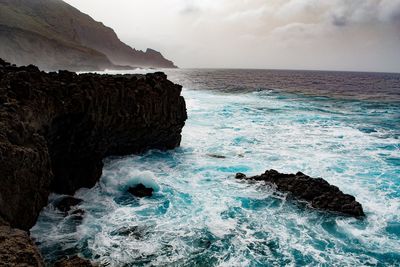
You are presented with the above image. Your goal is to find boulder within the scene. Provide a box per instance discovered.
[128,184,154,198]
[236,170,365,217]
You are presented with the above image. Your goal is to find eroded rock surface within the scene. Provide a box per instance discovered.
[236,170,365,217]
[54,256,94,267]
[0,225,43,267]
[0,58,187,231]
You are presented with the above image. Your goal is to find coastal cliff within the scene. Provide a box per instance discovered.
[0,0,176,70]
[0,58,186,265]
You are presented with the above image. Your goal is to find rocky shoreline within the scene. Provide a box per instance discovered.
[236,170,365,217]
[0,59,187,266]
[0,59,367,266]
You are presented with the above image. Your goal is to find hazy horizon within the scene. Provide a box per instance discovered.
[64,0,400,73]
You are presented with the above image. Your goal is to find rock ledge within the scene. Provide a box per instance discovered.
[0,58,186,230]
[0,58,187,266]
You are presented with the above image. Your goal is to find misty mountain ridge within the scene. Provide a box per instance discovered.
[0,0,176,71]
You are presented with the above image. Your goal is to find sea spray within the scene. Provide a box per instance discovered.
[32,70,400,266]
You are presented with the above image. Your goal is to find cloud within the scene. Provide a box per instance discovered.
[64,0,400,72]
[179,0,201,15]
[327,0,400,26]
[378,0,400,23]
[331,14,347,27]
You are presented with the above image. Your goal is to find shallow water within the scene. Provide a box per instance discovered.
[32,69,400,266]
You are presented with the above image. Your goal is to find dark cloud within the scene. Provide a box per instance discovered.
[332,14,347,27]
[330,0,400,26]
[389,9,400,25]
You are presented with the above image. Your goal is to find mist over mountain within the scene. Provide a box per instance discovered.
[0,0,176,71]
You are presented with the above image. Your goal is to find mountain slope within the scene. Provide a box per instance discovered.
[0,0,176,70]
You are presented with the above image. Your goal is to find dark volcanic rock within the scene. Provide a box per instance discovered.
[0,59,187,231]
[54,256,94,267]
[206,153,227,159]
[236,170,365,217]
[53,197,83,213]
[235,172,247,179]
[0,225,43,266]
[128,184,154,198]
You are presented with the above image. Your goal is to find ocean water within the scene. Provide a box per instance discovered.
[32,69,400,266]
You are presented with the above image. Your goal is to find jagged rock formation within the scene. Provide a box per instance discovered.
[0,58,187,232]
[0,225,44,267]
[236,170,365,217]
[0,0,176,70]
[128,184,154,198]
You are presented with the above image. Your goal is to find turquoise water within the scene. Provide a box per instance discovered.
[32,70,400,266]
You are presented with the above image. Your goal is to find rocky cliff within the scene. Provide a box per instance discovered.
[0,58,187,232]
[0,0,176,70]
[0,224,44,266]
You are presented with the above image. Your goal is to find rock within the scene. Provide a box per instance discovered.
[236,169,365,217]
[0,225,44,266]
[53,197,83,213]
[71,209,85,216]
[0,0,176,70]
[54,256,94,267]
[206,154,227,159]
[235,173,247,179]
[0,58,187,232]
[0,217,9,227]
[110,226,145,239]
[128,184,154,198]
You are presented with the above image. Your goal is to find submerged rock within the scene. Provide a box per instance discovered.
[128,183,154,197]
[71,209,85,216]
[53,197,83,213]
[206,153,227,159]
[236,170,365,217]
[54,256,94,267]
[110,225,148,239]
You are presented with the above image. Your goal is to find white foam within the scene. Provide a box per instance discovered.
[100,166,160,193]
[31,86,400,266]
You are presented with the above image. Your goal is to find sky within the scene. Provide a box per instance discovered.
[64,0,400,72]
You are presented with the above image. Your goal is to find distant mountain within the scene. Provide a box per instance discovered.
[0,0,176,71]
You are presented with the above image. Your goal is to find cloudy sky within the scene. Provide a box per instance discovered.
[64,0,400,72]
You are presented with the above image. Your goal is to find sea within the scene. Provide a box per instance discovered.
[31,69,400,266]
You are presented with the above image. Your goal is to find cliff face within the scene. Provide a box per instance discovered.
[0,0,176,70]
[0,25,113,72]
[0,58,187,231]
